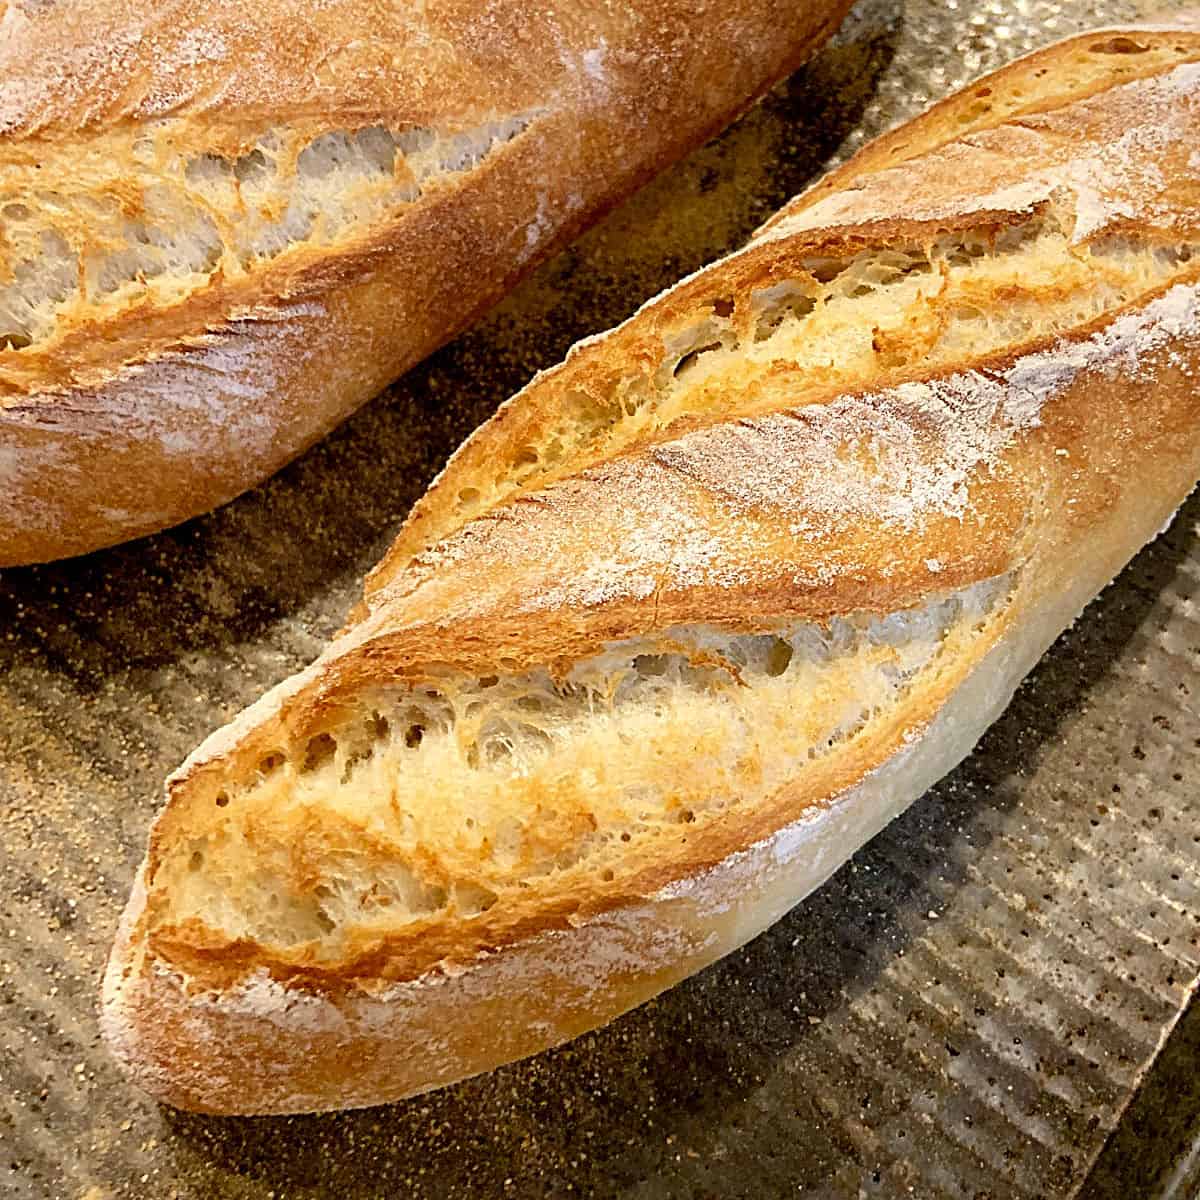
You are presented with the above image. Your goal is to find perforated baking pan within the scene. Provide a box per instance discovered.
[3,2,1199,1195]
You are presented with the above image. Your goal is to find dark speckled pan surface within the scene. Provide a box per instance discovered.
[2,2,1199,1196]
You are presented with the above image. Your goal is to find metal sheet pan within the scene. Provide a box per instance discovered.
[2,2,1198,1195]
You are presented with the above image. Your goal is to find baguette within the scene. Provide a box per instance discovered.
[103,20,1200,1114]
[0,0,851,566]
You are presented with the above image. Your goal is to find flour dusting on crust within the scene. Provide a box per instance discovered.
[653,280,1200,534]
[767,63,1200,242]
[384,278,1200,633]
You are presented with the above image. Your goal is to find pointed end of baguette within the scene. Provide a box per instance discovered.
[99,867,200,1111]
[101,866,348,1115]
[99,865,383,1116]
[97,854,730,1115]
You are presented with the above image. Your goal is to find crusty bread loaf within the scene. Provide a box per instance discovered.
[103,20,1200,1114]
[0,0,850,566]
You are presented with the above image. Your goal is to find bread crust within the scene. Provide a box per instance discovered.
[103,21,1200,1113]
[100,441,1200,1113]
[360,21,1200,599]
[757,14,1200,234]
[0,0,851,565]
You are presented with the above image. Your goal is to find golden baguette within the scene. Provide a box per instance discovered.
[0,0,850,565]
[103,20,1200,1114]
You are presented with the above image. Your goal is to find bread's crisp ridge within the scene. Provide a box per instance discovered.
[150,575,1011,973]
[365,49,1200,599]
[100,17,1200,1115]
[762,24,1200,234]
[368,213,1200,602]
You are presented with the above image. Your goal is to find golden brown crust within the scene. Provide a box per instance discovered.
[0,0,852,565]
[758,18,1200,234]
[361,22,1200,604]
[103,19,1200,1113]
[102,410,1200,1112]
[139,279,1200,990]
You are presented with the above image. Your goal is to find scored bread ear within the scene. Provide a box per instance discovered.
[760,15,1200,235]
[104,22,1200,1114]
[94,599,1041,1115]
[357,22,1200,610]
[0,0,856,565]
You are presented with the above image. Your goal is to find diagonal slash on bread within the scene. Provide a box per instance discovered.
[0,0,853,565]
[103,21,1200,1114]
